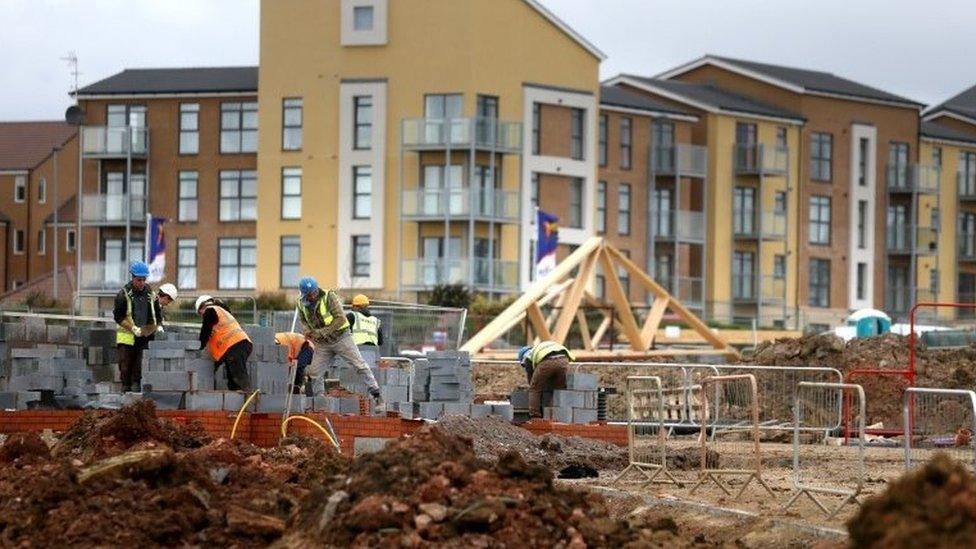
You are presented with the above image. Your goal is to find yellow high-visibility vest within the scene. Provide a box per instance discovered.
[528,341,574,366]
[297,291,350,332]
[116,287,157,346]
[350,311,380,345]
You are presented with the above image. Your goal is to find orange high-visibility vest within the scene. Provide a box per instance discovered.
[274,332,312,362]
[205,306,250,361]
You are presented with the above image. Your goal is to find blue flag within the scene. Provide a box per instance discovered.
[147,217,166,283]
[536,209,559,279]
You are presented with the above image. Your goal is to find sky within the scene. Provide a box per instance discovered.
[3,0,976,121]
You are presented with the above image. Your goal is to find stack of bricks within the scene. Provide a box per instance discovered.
[543,372,600,424]
[0,319,95,410]
[405,351,511,421]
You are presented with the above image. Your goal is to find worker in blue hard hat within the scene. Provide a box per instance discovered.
[112,261,161,392]
[296,276,382,406]
[518,341,575,418]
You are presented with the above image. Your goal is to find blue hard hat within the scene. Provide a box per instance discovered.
[298,276,319,296]
[129,261,150,278]
[518,345,532,364]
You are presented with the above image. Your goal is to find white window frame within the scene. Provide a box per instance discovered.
[65,228,76,252]
[178,171,198,222]
[281,167,302,220]
[13,229,25,254]
[177,238,198,290]
[37,229,46,255]
[38,177,46,203]
[341,0,388,46]
[14,175,26,203]
[280,235,301,288]
[179,103,200,155]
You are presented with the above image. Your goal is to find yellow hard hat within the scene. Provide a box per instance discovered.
[352,294,370,307]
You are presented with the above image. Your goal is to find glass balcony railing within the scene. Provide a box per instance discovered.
[960,233,976,261]
[886,164,939,194]
[401,258,519,291]
[733,210,787,239]
[958,172,976,200]
[732,275,786,304]
[675,276,705,308]
[82,126,149,157]
[886,225,937,254]
[651,144,707,177]
[81,194,147,224]
[887,288,937,314]
[401,187,519,221]
[734,144,788,175]
[80,261,129,291]
[401,118,522,152]
[653,210,705,242]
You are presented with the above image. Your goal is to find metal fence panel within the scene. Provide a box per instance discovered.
[903,387,976,471]
[613,376,680,487]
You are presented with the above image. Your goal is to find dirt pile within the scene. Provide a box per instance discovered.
[0,432,50,463]
[847,453,976,548]
[436,415,627,470]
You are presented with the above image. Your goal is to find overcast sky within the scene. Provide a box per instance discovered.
[3,0,976,121]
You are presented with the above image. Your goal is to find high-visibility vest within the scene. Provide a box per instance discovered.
[205,305,250,361]
[297,291,350,332]
[528,341,574,367]
[350,311,380,345]
[274,332,311,362]
[116,286,157,346]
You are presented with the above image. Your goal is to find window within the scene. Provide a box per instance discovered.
[179,103,199,154]
[220,102,258,153]
[219,170,258,221]
[733,187,755,234]
[177,239,197,290]
[932,208,940,235]
[774,255,786,279]
[598,114,607,166]
[931,268,939,295]
[280,236,300,288]
[352,235,371,277]
[596,181,606,233]
[532,103,541,155]
[889,142,909,188]
[857,200,867,249]
[353,96,372,150]
[570,108,585,160]
[619,117,632,169]
[13,230,24,254]
[655,254,673,287]
[776,126,787,150]
[809,259,831,307]
[960,151,976,195]
[618,183,631,235]
[178,171,198,222]
[774,191,786,214]
[887,204,908,250]
[857,263,867,301]
[282,98,302,150]
[810,132,833,182]
[858,137,869,186]
[14,176,26,202]
[733,251,755,299]
[652,120,675,172]
[653,188,672,237]
[618,250,631,298]
[37,178,46,203]
[932,147,943,171]
[476,95,499,143]
[569,177,583,228]
[218,238,256,289]
[65,229,76,252]
[353,5,373,30]
[809,196,831,245]
[595,274,606,300]
[36,230,45,254]
[353,166,372,219]
[281,168,302,219]
[735,122,757,170]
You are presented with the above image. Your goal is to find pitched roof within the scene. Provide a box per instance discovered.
[920,120,976,146]
[44,196,77,225]
[600,85,696,118]
[657,55,924,108]
[522,0,605,60]
[0,121,76,171]
[75,66,258,97]
[924,83,976,122]
[611,75,804,122]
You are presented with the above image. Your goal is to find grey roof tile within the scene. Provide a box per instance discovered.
[76,66,258,96]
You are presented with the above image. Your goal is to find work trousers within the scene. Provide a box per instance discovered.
[293,345,313,394]
[528,355,569,418]
[307,332,379,396]
[117,339,149,392]
[219,340,253,391]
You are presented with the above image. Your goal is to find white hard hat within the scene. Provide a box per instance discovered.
[158,283,178,300]
[194,295,214,312]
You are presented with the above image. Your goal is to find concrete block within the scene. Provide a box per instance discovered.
[418,401,443,420]
[55,394,89,409]
[353,437,391,456]
[509,388,530,409]
[254,394,305,413]
[581,390,598,409]
[567,372,599,391]
[142,372,191,392]
[185,391,225,411]
[0,392,17,410]
[572,407,598,424]
[312,396,341,413]
[442,402,471,416]
[470,404,493,418]
[543,406,573,423]
[380,386,408,404]
[46,325,69,343]
[338,397,362,415]
[490,404,515,422]
[397,401,419,419]
[94,381,122,394]
[143,391,185,410]
[552,390,584,408]
[121,392,145,407]
[222,391,248,412]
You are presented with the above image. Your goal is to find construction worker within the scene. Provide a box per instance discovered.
[274,332,313,394]
[346,294,383,346]
[297,276,382,404]
[518,341,574,418]
[113,261,161,392]
[196,295,252,390]
[155,283,178,333]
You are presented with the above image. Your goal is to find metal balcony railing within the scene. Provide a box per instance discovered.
[401,258,519,291]
[80,261,129,291]
[886,164,939,194]
[81,194,147,224]
[653,210,706,242]
[960,233,976,261]
[958,172,976,200]
[401,187,519,221]
[82,126,149,157]
[651,144,707,177]
[401,118,522,152]
[733,210,787,239]
[886,225,937,254]
[734,144,788,175]
[732,275,786,304]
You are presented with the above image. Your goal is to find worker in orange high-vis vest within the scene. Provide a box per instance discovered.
[196,295,252,390]
[274,332,314,395]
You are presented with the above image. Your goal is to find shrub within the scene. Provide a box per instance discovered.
[427,284,471,309]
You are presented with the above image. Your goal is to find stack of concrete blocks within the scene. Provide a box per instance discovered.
[408,351,512,421]
[0,318,92,410]
[543,372,600,424]
[242,326,302,413]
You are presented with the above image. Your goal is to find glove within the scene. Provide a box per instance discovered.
[131,326,143,337]
[156,325,165,334]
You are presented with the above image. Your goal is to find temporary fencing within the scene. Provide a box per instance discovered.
[784,382,865,519]
[613,376,681,487]
[903,387,976,471]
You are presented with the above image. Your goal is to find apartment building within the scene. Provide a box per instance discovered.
[658,56,925,324]
[256,0,602,299]
[71,67,259,295]
[0,121,77,296]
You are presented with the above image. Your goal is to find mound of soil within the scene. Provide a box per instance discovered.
[847,453,976,548]
[0,432,50,463]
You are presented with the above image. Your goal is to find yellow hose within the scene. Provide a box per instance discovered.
[230,390,261,440]
[280,414,340,450]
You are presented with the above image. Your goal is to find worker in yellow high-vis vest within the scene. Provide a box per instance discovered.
[518,341,574,418]
[346,294,383,347]
[297,276,381,404]
[112,261,161,392]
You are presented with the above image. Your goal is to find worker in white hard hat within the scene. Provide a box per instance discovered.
[195,295,252,390]
[154,283,178,334]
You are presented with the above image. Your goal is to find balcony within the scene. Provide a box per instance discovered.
[401,258,519,292]
[651,144,707,178]
[401,118,522,153]
[886,164,939,194]
[886,225,937,255]
[733,211,787,240]
[81,194,147,225]
[958,172,976,201]
[732,275,786,305]
[960,233,976,261]
[886,288,936,315]
[401,187,519,222]
[674,276,705,309]
[653,210,706,242]
[82,126,149,158]
[734,144,788,175]
[80,261,128,291]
